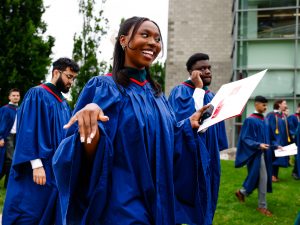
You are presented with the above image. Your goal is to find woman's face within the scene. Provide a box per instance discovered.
[122,21,162,69]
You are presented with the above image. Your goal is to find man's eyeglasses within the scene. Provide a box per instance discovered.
[59,70,76,81]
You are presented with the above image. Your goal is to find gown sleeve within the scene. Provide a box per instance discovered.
[0,107,15,140]
[288,115,298,140]
[12,88,54,171]
[53,76,120,224]
[235,118,261,167]
[216,120,229,151]
[168,89,209,224]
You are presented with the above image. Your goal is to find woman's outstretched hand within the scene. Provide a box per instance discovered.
[189,104,210,129]
[63,103,109,143]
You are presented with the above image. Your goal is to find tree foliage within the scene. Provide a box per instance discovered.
[0,0,54,105]
[150,61,166,93]
[70,0,108,108]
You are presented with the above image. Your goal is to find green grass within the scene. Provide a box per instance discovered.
[214,160,300,225]
[0,161,299,224]
[0,179,6,213]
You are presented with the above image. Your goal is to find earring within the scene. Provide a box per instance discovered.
[121,45,126,50]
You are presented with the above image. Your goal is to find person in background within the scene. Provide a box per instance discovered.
[288,103,300,180]
[2,58,79,225]
[283,107,289,116]
[235,96,273,217]
[0,88,20,188]
[168,52,228,224]
[266,99,290,182]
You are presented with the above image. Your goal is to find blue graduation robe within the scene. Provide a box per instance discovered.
[266,112,290,167]
[53,73,207,225]
[168,81,228,224]
[0,104,18,174]
[3,83,71,225]
[288,113,300,176]
[235,114,272,193]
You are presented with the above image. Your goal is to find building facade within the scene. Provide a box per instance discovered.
[166,0,300,146]
[165,0,234,145]
[232,0,300,144]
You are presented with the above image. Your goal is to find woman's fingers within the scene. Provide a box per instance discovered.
[63,103,109,143]
[77,112,86,143]
[98,115,109,122]
[63,115,78,129]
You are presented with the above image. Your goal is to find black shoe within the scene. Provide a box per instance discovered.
[292,173,300,180]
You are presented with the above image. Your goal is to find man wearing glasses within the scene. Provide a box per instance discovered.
[3,58,79,225]
[168,53,228,225]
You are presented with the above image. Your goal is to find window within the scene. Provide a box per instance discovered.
[239,0,297,10]
[238,9,297,39]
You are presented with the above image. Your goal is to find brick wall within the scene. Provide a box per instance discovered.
[166,0,233,95]
[166,0,235,146]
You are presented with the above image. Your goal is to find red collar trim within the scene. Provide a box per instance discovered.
[105,73,147,86]
[40,84,63,103]
[6,105,17,110]
[270,111,284,118]
[130,78,148,86]
[250,114,264,120]
[182,82,195,89]
[182,82,211,94]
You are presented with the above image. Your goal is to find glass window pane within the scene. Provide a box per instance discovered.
[247,40,295,68]
[258,9,296,38]
[239,0,297,10]
[296,70,300,95]
[238,9,297,39]
[298,40,300,68]
[237,41,248,68]
[250,70,294,97]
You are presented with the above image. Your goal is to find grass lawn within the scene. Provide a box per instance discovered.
[0,179,5,213]
[214,160,300,225]
[0,160,299,224]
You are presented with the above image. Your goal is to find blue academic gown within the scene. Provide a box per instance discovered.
[266,112,290,168]
[53,73,207,225]
[168,81,228,224]
[2,84,71,225]
[288,113,300,176]
[0,104,18,174]
[235,114,272,194]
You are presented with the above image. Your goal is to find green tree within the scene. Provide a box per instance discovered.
[0,0,54,105]
[70,0,108,108]
[150,61,166,93]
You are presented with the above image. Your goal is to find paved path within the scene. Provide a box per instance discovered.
[220,147,236,160]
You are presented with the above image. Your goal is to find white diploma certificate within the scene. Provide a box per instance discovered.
[198,69,267,132]
[275,143,298,157]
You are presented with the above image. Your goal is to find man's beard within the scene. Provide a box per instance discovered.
[203,79,211,87]
[56,76,70,93]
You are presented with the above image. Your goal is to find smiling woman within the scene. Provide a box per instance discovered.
[120,20,162,65]
[52,16,210,224]
[112,17,163,95]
